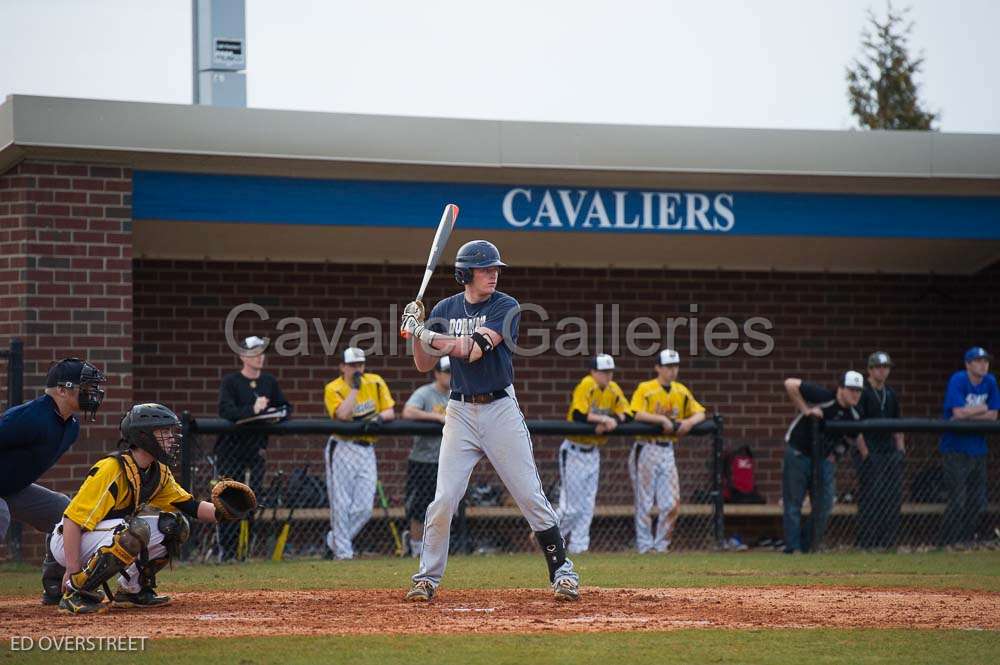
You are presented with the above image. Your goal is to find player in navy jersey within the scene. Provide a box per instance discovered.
[400,240,580,602]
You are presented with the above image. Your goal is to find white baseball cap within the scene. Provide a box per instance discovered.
[841,370,864,390]
[590,354,615,371]
[343,347,366,364]
[239,335,267,355]
[435,356,451,372]
[657,349,680,366]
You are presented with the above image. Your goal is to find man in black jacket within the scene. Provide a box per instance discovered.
[854,351,904,550]
[781,371,863,553]
[215,336,291,560]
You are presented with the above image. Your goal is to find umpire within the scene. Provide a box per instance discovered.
[0,357,106,603]
[215,336,291,561]
[854,351,904,550]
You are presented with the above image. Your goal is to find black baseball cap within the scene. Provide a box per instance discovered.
[45,358,88,387]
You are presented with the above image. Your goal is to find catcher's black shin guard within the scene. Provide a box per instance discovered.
[69,518,149,595]
[41,533,66,605]
[534,526,568,583]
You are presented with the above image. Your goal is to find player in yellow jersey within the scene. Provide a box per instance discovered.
[323,347,395,559]
[48,403,253,614]
[629,349,706,553]
[557,354,631,554]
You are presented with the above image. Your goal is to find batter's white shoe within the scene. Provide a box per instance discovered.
[405,580,435,602]
[553,576,580,601]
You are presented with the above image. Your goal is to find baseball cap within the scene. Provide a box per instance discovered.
[841,370,864,390]
[964,347,992,363]
[343,347,366,364]
[589,354,615,371]
[239,336,267,355]
[657,349,680,366]
[45,358,86,387]
[435,356,451,372]
[867,351,894,368]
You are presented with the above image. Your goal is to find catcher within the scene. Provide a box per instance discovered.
[44,402,256,615]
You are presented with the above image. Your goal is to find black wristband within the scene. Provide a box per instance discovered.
[471,331,493,355]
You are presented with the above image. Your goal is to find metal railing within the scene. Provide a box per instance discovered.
[179,415,726,560]
[0,337,25,561]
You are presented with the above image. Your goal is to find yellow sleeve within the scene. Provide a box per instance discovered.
[570,378,593,416]
[375,375,395,411]
[149,467,194,513]
[630,383,647,414]
[681,385,706,417]
[324,380,344,418]
[610,382,631,417]
[63,459,122,531]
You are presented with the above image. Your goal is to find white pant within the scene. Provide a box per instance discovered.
[49,516,166,593]
[413,386,574,587]
[629,441,679,553]
[324,437,377,560]
[556,440,600,554]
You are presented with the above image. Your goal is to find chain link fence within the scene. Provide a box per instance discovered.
[180,417,725,562]
[814,419,1000,551]
[178,415,1000,561]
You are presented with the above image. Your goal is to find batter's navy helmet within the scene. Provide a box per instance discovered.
[454,240,507,285]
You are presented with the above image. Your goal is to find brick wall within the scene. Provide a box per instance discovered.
[0,160,133,560]
[133,258,999,506]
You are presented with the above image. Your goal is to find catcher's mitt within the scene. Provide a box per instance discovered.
[211,479,257,522]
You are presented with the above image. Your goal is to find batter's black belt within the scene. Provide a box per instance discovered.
[450,390,509,404]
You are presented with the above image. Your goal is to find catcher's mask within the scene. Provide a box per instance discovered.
[45,357,107,422]
[120,403,183,467]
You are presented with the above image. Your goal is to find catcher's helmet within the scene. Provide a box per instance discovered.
[454,240,507,285]
[120,403,183,467]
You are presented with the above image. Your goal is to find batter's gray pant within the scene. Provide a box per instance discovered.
[0,484,70,543]
[413,385,566,587]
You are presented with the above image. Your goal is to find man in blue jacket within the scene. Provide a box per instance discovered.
[0,357,106,601]
[939,347,999,547]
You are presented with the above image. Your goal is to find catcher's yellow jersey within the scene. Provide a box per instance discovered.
[630,379,705,443]
[566,375,631,446]
[324,373,395,443]
[63,452,193,531]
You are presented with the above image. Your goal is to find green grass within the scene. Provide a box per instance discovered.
[2,630,997,665]
[3,550,999,597]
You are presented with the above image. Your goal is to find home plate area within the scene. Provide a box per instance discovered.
[3,586,997,639]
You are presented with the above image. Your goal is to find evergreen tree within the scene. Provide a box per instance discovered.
[846,4,938,130]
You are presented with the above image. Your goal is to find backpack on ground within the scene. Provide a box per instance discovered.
[723,445,766,504]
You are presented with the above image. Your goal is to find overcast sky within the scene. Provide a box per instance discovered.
[1,0,997,133]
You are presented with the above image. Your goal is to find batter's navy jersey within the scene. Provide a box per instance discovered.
[428,291,520,395]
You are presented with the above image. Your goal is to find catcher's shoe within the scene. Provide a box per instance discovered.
[113,588,171,608]
[41,590,63,606]
[405,580,435,602]
[553,576,580,602]
[59,589,108,615]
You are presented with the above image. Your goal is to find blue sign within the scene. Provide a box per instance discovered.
[133,171,1000,239]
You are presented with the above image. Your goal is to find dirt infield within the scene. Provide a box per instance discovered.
[2,586,997,638]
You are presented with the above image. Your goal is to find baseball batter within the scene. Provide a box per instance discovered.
[629,349,706,553]
[557,354,631,554]
[400,240,580,601]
